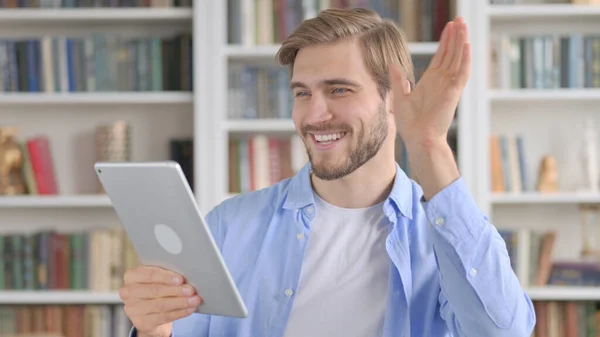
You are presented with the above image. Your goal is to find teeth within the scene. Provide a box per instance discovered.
[314,132,345,142]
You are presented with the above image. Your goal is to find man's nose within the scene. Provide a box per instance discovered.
[304,94,332,124]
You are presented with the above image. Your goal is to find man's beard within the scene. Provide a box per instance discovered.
[302,103,388,181]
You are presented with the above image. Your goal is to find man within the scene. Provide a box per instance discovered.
[121,8,536,337]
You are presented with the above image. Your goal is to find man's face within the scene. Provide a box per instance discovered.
[290,38,390,180]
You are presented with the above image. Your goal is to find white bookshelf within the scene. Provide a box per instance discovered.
[225,42,439,60]
[203,1,476,209]
[527,286,600,301]
[224,119,296,133]
[0,8,193,24]
[491,192,600,204]
[0,195,111,208]
[472,0,600,310]
[0,92,193,105]
[0,291,121,304]
[489,88,600,102]
[0,6,199,329]
[488,3,600,19]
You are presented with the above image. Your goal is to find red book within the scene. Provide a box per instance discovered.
[26,136,58,195]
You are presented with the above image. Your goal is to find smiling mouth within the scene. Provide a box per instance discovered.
[311,132,348,145]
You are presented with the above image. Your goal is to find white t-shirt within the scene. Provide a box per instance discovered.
[283,192,391,337]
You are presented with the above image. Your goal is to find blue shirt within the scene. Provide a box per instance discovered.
[133,162,536,337]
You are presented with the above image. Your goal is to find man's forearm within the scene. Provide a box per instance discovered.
[422,178,536,336]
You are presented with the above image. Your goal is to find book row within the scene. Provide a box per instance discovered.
[227,0,453,45]
[0,0,191,7]
[532,300,600,337]
[0,34,192,93]
[490,134,529,194]
[491,33,600,90]
[499,228,557,288]
[500,226,600,290]
[3,125,193,197]
[228,134,307,194]
[0,227,138,292]
[0,304,131,337]
[228,64,293,120]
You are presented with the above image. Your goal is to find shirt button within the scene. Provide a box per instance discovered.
[285,289,294,297]
[297,233,305,240]
[470,268,478,276]
[306,206,314,214]
[434,217,445,226]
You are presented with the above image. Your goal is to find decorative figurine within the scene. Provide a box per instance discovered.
[0,126,26,195]
[537,155,559,192]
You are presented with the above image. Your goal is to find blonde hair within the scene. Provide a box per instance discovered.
[276,8,415,99]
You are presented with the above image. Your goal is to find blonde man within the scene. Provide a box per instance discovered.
[121,8,535,337]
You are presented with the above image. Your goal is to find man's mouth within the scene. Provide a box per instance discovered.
[311,132,348,145]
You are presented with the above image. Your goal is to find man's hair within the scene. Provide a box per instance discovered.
[275,7,415,100]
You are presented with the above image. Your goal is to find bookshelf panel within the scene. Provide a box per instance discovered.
[0,92,193,105]
[493,203,583,261]
[0,208,120,232]
[490,17,600,36]
[0,195,111,208]
[225,42,439,61]
[0,8,193,26]
[527,286,600,301]
[489,3,600,21]
[0,291,121,304]
[2,107,193,195]
[491,104,600,193]
[225,119,296,133]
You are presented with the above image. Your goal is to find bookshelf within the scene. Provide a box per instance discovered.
[477,0,600,332]
[0,7,193,24]
[0,2,197,335]
[203,0,480,206]
[0,291,121,304]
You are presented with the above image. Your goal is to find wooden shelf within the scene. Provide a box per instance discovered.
[0,195,112,208]
[225,42,439,60]
[491,192,600,204]
[489,4,600,20]
[225,119,296,133]
[0,8,192,24]
[527,286,600,301]
[490,89,600,103]
[0,92,193,105]
[0,291,121,304]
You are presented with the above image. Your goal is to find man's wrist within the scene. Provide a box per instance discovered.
[405,138,460,201]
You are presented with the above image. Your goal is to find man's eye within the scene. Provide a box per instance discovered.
[332,88,349,94]
[295,91,308,97]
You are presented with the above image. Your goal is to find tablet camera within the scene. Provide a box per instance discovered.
[154,223,183,255]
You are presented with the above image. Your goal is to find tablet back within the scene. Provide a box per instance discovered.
[95,161,247,318]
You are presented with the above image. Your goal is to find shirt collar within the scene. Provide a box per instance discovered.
[282,162,415,220]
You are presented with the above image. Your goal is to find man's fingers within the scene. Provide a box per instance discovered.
[429,21,452,69]
[441,18,461,70]
[147,308,197,327]
[124,266,184,285]
[120,283,197,300]
[449,19,469,74]
[127,294,203,316]
[456,42,472,86]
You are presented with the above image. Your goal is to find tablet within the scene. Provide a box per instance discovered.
[95,161,248,318]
